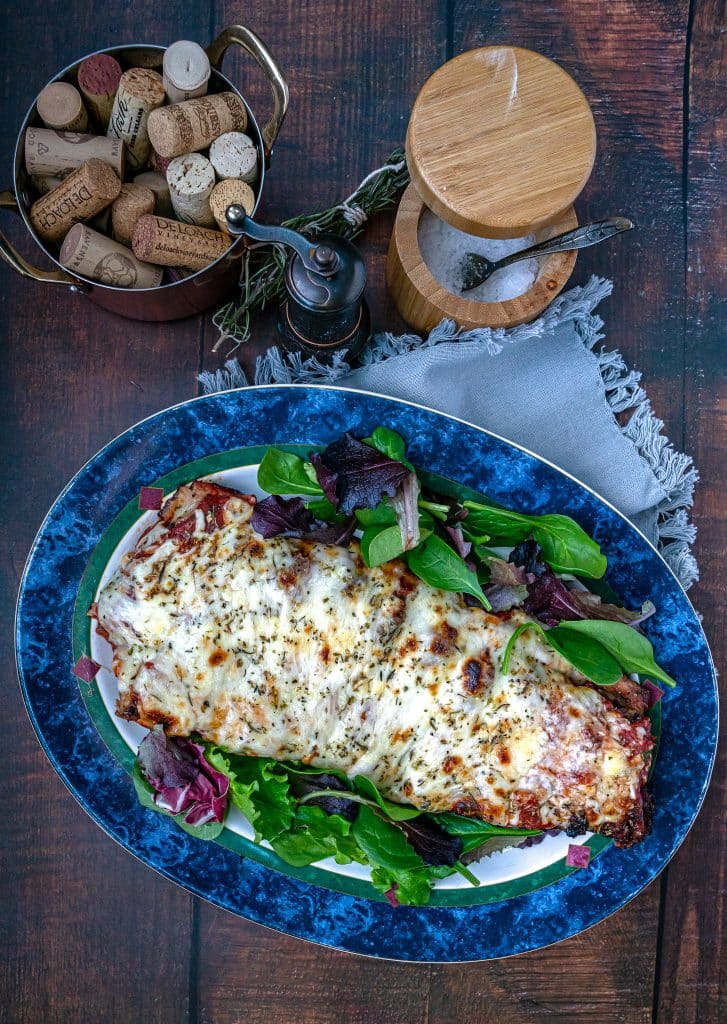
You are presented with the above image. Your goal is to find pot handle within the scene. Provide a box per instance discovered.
[206,25,289,163]
[0,189,88,291]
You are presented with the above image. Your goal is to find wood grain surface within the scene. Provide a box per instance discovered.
[0,2,723,1023]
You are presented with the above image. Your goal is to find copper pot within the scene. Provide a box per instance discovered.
[0,25,288,321]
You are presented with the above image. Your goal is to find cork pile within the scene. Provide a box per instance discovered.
[25,40,258,290]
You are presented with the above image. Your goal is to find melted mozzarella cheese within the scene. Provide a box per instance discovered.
[96,484,653,836]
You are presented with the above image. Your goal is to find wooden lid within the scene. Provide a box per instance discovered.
[406,47,596,238]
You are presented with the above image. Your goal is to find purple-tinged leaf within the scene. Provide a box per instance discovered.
[488,558,527,587]
[137,728,229,826]
[252,494,355,547]
[509,538,547,576]
[525,567,650,628]
[310,453,339,506]
[485,584,529,612]
[252,495,314,538]
[444,525,472,559]
[311,433,412,516]
[510,543,651,628]
[306,517,357,546]
[288,772,359,822]
[397,816,463,867]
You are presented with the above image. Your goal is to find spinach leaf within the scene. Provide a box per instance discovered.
[545,628,624,686]
[363,426,411,467]
[305,496,345,523]
[406,535,491,609]
[551,620,677,688]
[355,500,397,528]
[500,619,675,689]
[257,448,324,497]
[352,806,435,904]
[463,502,607,579]
[360,523,406,568]
[352,776,422,820]
[533,515,608,579]
[434,812,540,854]
[351,805,425,872]
[360,515,434,569]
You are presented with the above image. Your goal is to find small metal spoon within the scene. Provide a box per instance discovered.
[459,217,634,293]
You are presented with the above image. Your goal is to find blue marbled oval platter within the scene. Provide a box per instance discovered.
[15,385,718,961]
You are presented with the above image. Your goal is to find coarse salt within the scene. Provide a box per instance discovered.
[417,208,540,302]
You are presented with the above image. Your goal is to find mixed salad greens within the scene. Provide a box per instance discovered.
[129,426,673,905]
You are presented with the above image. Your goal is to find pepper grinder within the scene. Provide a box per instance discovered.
[225,204,370,361]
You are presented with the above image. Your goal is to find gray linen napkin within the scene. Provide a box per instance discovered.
[201,277,698,588]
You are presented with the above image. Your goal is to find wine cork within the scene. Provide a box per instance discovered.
[60,223,163,288]
[111,183,156,246]
[133,171,173,218]
[132,214,230,271]
[37,83,89,132]
[31,173,65,195]
[209,179,256,232]
[166,153,216,227]
[25,127,124,177]
[209,132,258,183]
[107,68,165,171]
[29,158,121,243]
[77,54,122,129]
[163,40,211,103]
[147,92,248,159]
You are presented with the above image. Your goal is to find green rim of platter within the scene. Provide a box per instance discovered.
[72,443,621,907]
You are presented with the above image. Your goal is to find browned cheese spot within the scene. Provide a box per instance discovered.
[320,643,330,664]
[429,622,458,655]
[442,755,462,774]
[399,635,419,657]
[462,652,494,695]
[143,708,178,729]
[496,745,511,766]
[118,692,140,720]
[208,648,228,667]
[452,795,481,817]
[391,727,413,744]
[247,540,264,558]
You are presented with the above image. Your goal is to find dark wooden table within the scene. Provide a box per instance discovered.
[1,2,724,1021]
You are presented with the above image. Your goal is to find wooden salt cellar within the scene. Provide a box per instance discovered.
[387,46,597,333]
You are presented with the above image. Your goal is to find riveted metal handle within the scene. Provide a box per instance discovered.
[0,189,88,291]
[207,25,289,163]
